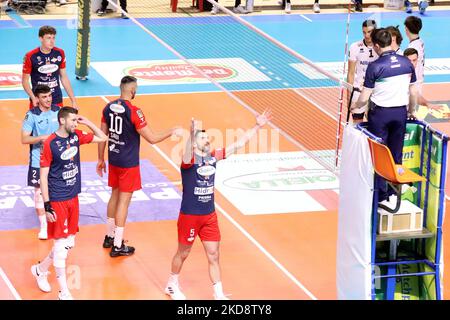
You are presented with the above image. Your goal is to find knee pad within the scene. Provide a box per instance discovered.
[34,187,44,210]
[53,238,71,268]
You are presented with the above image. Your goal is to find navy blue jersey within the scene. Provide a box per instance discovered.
[23,47,66,105]
[101,99,147,168]
[41,129,93,202]
[180,149,225,215]
[363,50,416,108]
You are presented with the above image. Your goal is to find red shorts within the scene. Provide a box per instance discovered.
[47,197,79,240]
[29,100,62,109]
[108,164,141,192]
[177,211,221,245]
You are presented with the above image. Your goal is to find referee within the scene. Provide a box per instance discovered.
[351,28,418,205]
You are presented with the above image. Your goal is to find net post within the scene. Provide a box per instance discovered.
[75,0,91,81]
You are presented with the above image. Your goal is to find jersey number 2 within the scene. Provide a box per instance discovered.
[109,114,123,135]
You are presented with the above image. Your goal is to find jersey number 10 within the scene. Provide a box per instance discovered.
[109,114,123,135]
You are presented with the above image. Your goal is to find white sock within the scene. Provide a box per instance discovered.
[114,227,124,248]
[213,281,224,297]
[39,215,47,229]
[55,267,69,293]
[168,273,179,285]
[38,249,54,273]
[107,218,115,238]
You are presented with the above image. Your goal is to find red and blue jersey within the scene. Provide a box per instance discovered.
[180,149,225,215]
[101,99,147,168]
[22,47,66,105]
[40,129,94,202]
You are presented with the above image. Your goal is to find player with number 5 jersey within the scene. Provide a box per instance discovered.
[97,76,182,257]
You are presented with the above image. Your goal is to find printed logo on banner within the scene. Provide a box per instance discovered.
[91,58,271,86]
[215,152,339,215]
[0,70,22,90]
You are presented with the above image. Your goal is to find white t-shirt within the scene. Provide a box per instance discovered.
[348,39,379,90]
[408,37,425,84]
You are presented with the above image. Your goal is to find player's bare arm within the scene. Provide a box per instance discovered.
[408,83,418,118]
[39,166,56,223]
[96,122,109,177]
[137,125,182,145]
[77,115,108,143]
[59,68,78,110]
[225,109,272,158]
[21,130,49,145]
[22,73,38,107]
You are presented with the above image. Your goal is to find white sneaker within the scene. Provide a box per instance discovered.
[59,0,67,4]
[165,283,186,300]
[31,264,51,293]
[285,3,291,13]
[214,293,230,300]
[58,291,73,300]
[313,2,320,13]
[233,5,248,14]
[38,228,47,240]
[211,5,219,15]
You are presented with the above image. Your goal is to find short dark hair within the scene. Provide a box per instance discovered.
[33,84,51,97]
[39,25,57,38]
[404,47,419,57]
[362,19,377,29]
[371,28,392,48]
[58,106,78,124]
[404,16,422,34]
[120,75,137,87]
[386,25,403,46]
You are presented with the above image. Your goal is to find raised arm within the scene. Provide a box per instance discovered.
[225,110,272,158]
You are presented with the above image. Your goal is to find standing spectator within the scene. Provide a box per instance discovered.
[22,26,78,110]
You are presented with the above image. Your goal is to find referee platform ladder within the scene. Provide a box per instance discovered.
[360,121,448,300]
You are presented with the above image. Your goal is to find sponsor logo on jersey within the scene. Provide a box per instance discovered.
[127,63,236,81]
[110,103,125,113]
[0,71,21,88]
[197,165,216,177]
[194,186,214,195]
[62,166,79,180]
[38,64,59,74]
[61,146,78,160]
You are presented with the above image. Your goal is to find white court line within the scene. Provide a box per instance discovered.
[101,95,318,300]
[299,14,312,22]
[0,267,21,300]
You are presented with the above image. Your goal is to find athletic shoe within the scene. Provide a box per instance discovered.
[96,10,105,16]
[102,235,114,248]
[58,291,73,300]
[313,3,320,13]
[233,5,248,14]
[31,264,51,293]
[38,228,47,240]
[59,0,67,5]
[165,283,186,300]
[110,241,135,257]
[285,3,291,13]
[405,1,412,13]
[121,13,129,19]
[355,2,363,11]
[211,5,219,15]
[214,293,230,300]
[418,0,428,14]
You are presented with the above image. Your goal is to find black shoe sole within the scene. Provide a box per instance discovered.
[103,243,113,248]
[109,251,135,257]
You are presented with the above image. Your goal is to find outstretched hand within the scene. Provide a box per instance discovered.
[256,109,273,127]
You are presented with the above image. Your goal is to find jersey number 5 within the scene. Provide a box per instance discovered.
[109,114,123,135]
